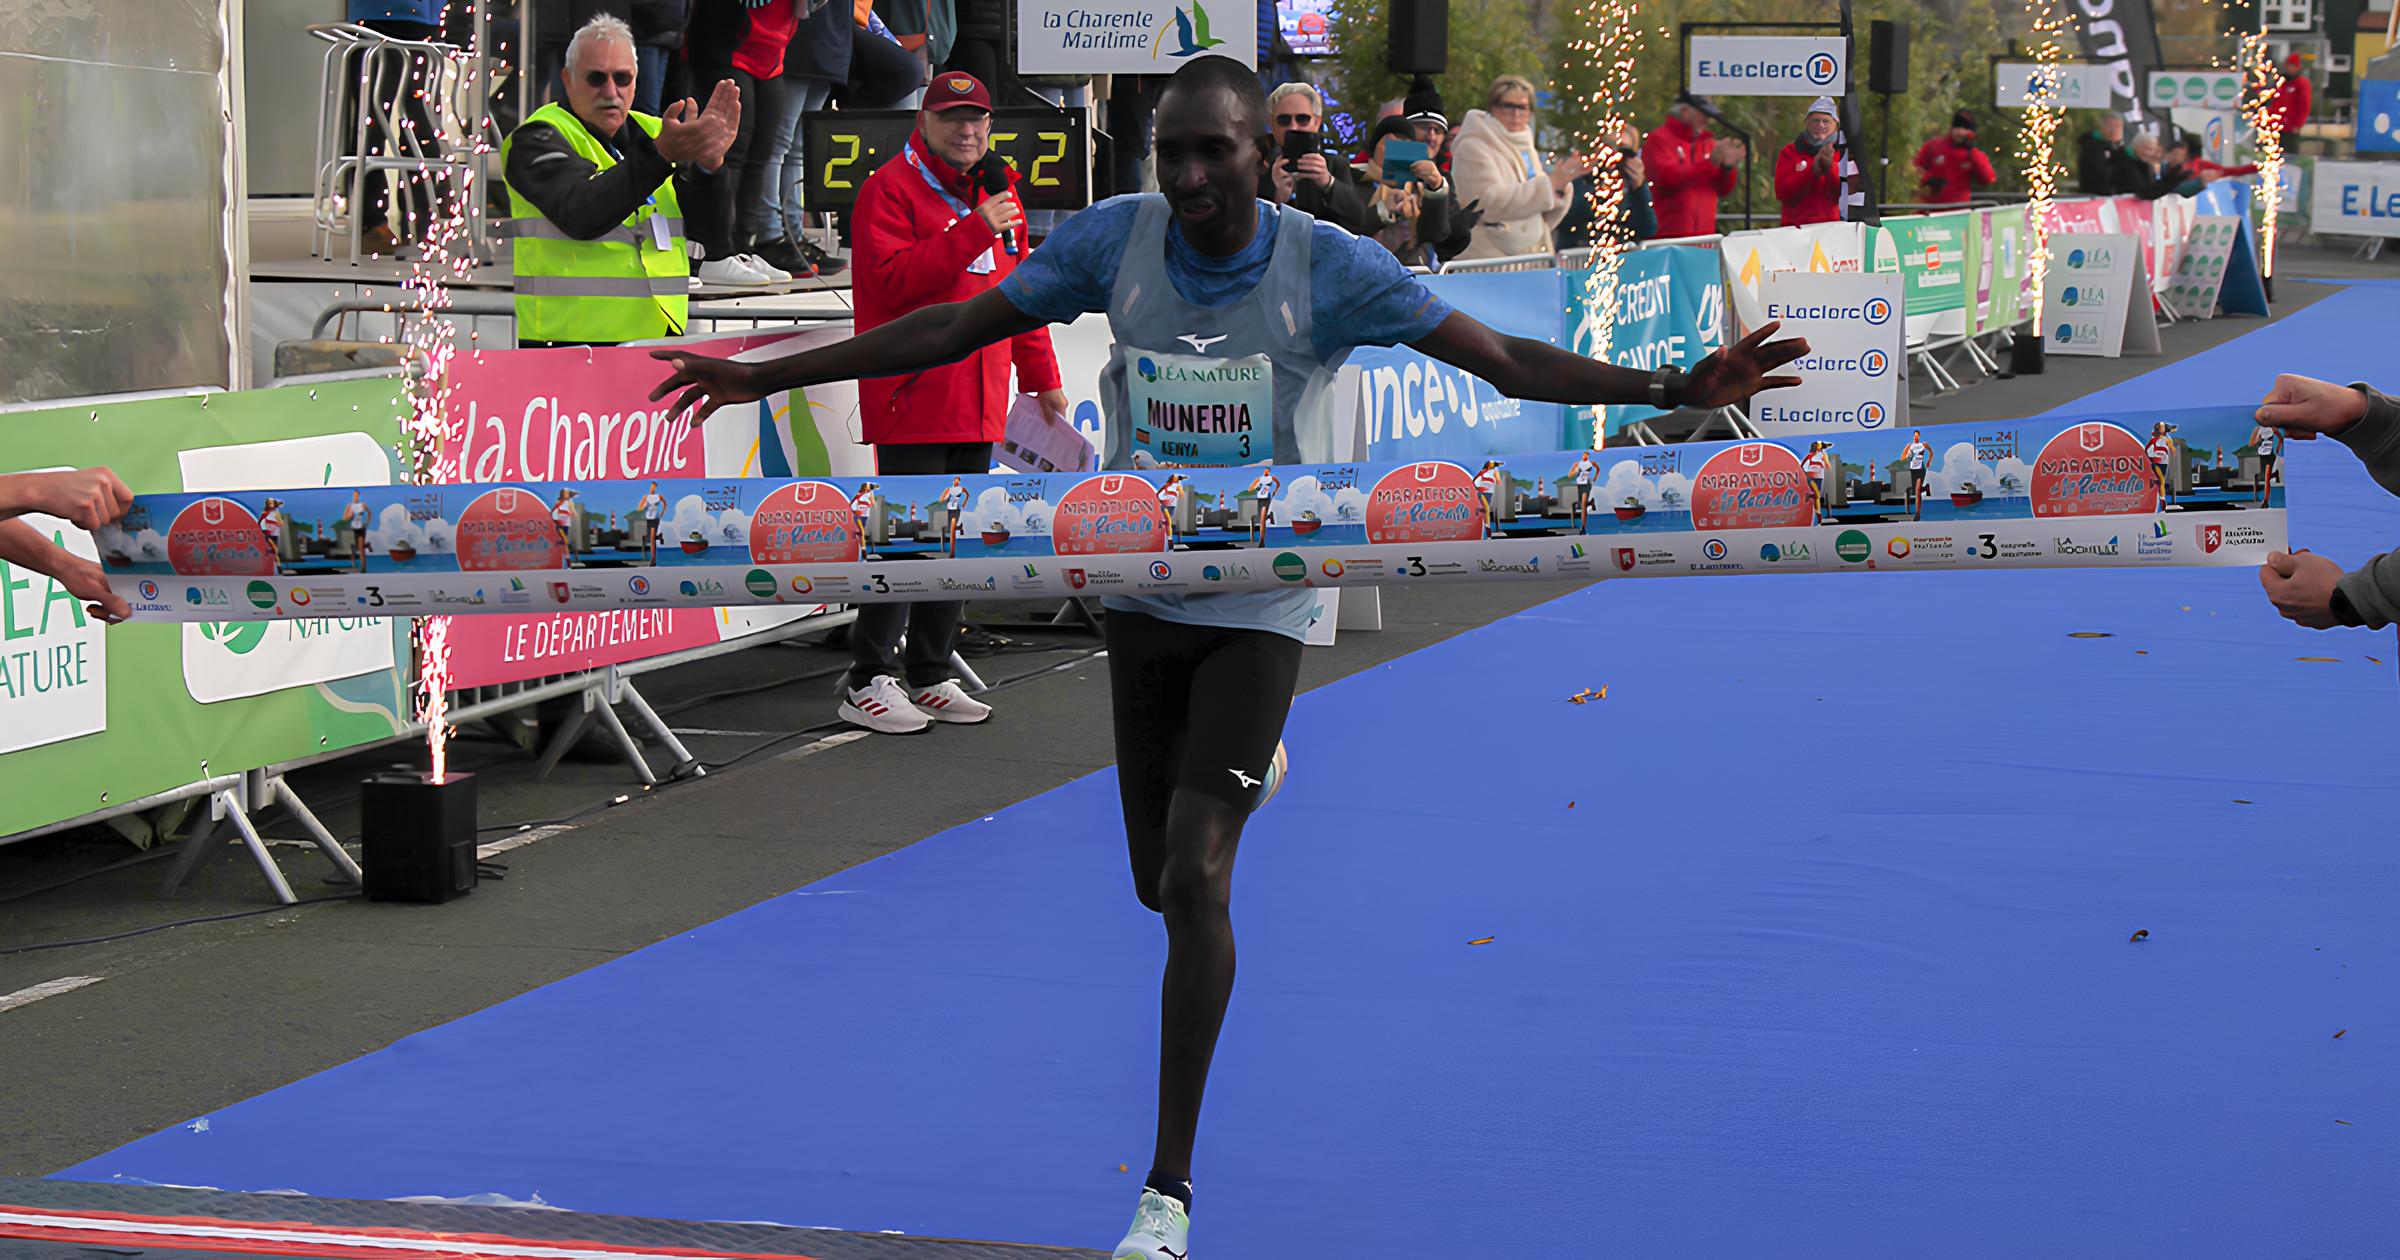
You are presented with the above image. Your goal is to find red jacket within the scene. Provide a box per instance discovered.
[1912,135,1996,205]
[2271,75,2311,136]
[1773,141,1844,226]
[853,133,1061,446]
[1642,115,1739,238]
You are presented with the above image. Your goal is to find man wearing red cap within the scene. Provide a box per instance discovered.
[2270,54,2312,144]
[840,69,1070,735]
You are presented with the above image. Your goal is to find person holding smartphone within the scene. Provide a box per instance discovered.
[1353,115,1452,268]
[1265,82,1372,234]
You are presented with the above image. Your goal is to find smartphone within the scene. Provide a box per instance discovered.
[1380,139,1431,185]
[1280,130,1317,168]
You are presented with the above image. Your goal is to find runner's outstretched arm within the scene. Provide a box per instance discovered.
[1412,313,1809,411]
[648,288,1047,423]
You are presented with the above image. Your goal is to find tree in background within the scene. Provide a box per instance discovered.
[1327,0,1548,143]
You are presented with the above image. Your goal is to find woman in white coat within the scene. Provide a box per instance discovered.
[1449,74,1588,261]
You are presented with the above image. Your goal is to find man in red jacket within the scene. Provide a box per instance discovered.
[1913,110,1997,206]
[1643,91,1743,239]
[2270,54,2312,143]
[841,70,1069,735]
[1773,96,1845,226]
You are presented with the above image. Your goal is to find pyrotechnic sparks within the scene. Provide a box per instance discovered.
[2017,0,2074,326]
[381,3,488,782]
[1562,0,1645,448]
[2236,32,2286,279]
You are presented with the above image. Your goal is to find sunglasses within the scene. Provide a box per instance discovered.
[1275,113,1317,127]
[584,70,635,88]
[1493,101,1533,115]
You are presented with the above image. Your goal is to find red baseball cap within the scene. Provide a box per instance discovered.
[925,71,992,114]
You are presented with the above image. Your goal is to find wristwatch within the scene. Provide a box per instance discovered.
[1647,366,1689,410]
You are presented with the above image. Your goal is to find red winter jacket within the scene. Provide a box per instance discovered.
[852,132,1061,446]
[1642,115,1739,239]
[2271,75,2311,136]
[1773,141,1844,226]
[1912,135,1996,205]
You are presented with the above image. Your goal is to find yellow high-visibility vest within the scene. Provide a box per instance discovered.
[503,102,688,344]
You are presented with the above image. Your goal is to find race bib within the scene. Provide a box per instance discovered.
[1124,346,1274,468]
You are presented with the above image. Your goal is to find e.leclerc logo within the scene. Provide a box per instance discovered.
[1702,539,1728,561]
[1856,401,1888,429]
[138,580,160,601]
[1861,349,1890,377]
[1806,51,1838,86]
[1863,296,1892,324]
[1836,530,1871,563]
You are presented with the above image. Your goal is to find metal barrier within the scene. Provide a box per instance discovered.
[1437,252,1561,274]
[307,293,849,348]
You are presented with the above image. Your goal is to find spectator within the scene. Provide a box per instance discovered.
[1643,90,1741,239]
[0,468,134,623]
[2254,374,2400,629]
[1402,88,1480,262]
[1555,120,1657,249]
[1772,96,1845,227]
[346,1,451,255]
[2121,132,2179,199]
[502,15,738,345]
[944,0,1011,104]
[629,1,690,116]
[2077,112,2127,195]
[1913,110,1996,206]
[840,70,1066,734]
[749,0,851,277]
[2270,53,2311,144]
[1452,74,1586,259]
[682,0,806,286]
[848,1,929,108]
[1267,82,1371,233]
[1354,115,1453,268]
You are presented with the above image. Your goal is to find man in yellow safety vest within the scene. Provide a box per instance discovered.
[502,14,741,347]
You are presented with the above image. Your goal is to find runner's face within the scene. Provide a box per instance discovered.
[1155,86,1265,243]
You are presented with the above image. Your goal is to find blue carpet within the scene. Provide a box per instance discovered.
[58,288,2400,1256]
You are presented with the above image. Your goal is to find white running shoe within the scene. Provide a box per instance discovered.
[838,675,932,734]
[911,680,992,724]
[1111,1188,1189,1260]
[694,256,773,287]
[1255,739,1288,810]
[736,251,794,282]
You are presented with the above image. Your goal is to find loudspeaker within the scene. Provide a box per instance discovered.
[1389,0,1448,77]
[361,770,478,903]
[1868,20,1910,94]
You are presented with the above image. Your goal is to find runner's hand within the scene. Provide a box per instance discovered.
[2256,373,2366,439]
[648,351,767,425]
[1682,320,1808,408]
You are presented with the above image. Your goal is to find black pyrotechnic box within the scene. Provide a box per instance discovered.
[360,770,478,903]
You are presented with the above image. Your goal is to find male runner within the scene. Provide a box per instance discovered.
[635,481,668,563]
[1568,449,1599,531]
[1900,429,1933,520]
[648,55,1805,1258]
[344,490,372,572]
[2147,422,2179,509]
[2249,419,2281,505]
[941,476,968,556]
[1244,466,1279,546]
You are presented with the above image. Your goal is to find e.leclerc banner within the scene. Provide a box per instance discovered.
[106,405,2284,623]
[1,378,411,838]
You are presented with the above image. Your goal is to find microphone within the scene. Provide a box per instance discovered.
[974,155,1019,256]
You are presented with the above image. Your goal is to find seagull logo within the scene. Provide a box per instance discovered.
[1228,766,1262,789]
[1155,0,1226,59]
[1175,332,1228,353]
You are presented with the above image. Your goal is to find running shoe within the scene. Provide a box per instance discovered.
[1254,739,1288,810]
[912,680,992,724]
[694,256,773,287]
[838,675,932,734]
[736,252,794,283]
[1111,1188,1190,1260]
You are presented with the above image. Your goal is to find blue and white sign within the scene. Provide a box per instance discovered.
[1995,62,2117,109]
[1748,271,1906,437]
[1356,269,1568,461]
[2355,81,2400,155]
[1688,36,1848,99]
[1567,247,1725,441]
[2043,232,2161,358]
[2309,159,2400,239]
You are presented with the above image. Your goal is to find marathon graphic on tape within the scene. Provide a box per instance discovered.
[100,406,2286,621]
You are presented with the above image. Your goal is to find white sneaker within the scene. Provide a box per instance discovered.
[1111,1188,1189,1260]
[694,256,772,287]
[911,680,992,724]
[838,675,932,734]
[736,251,794,282]
[1256,739,1288,810]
